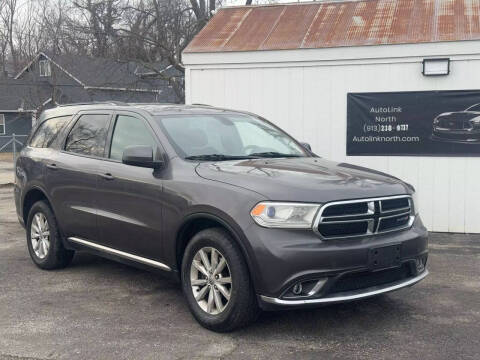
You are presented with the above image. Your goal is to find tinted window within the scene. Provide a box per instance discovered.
[110,115,157,161]
[155,114,306,158]
[65,114,110,157]
[30,116,71,148]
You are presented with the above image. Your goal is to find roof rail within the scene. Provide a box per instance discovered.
[191,103,212,107]
[56,101,129,107]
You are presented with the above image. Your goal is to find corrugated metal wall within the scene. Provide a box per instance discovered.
[186,46,480,233]
[184,0,480,53]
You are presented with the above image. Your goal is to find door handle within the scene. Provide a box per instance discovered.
[46,163,58,170]
[101,173,115,180]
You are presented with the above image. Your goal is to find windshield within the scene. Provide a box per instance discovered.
[155,113,308,160]
[466,103,480,112]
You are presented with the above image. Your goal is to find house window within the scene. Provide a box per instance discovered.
[0,114,5,135]
[39,60,51,77]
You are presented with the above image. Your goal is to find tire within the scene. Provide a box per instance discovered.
[181,227,259,332]
[26,200,74,270]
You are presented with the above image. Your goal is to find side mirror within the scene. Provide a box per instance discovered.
[301,142,312,152]
[122,145,163,169]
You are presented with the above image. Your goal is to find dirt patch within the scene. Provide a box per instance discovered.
[0,153,14,162]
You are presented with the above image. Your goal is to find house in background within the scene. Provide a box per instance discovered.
[14,51,181,107]
[0,79,51,152]
[0,51,182,152]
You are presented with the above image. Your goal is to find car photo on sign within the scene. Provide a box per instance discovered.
[432,103,480,143]
[347,90,480,156]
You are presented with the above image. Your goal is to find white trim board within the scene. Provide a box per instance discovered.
[183,40,480,67]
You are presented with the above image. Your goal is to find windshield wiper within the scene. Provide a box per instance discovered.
[248,152,303,158]
[185,154,258,161]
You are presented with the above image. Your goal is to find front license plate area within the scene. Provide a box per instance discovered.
[368,244,402,270]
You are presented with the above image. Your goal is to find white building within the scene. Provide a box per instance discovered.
[183,0,480,233]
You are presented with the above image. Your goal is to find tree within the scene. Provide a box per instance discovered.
[118,0,257,102]
[1,0,18,71]
[0,0,274,102]
[72,0,126,57]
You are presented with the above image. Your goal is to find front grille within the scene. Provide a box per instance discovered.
[322,202,369,217]
[315,195,414,239]
[378,214,411,232]
[381,197,409,212]
[439,118,473,130]
[329,263,412,294]
[319,221,369,237]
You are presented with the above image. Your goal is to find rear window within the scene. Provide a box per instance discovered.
[64,114,111,157]
[30,116,71,148]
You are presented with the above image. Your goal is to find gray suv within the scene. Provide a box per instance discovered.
[14,103,428,332]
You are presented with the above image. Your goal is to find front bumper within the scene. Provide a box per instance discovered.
[244,215,428,306]
[432,127,480,142]
[260,268,428,308]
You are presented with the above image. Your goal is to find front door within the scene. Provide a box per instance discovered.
[96,113,164,261]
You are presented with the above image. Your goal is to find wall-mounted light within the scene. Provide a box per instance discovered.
[422,58,450,76]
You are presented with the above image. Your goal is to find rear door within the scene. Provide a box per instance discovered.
[45,111,112,241]
[96,112,164,260]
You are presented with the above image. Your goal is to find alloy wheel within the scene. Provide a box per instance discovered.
[190,247,232,315]
[30,212,50,259]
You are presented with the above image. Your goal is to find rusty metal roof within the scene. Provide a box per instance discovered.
[184,0,480,53]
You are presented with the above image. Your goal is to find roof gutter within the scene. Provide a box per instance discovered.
[84,86,161,93]
[0,109,35,113]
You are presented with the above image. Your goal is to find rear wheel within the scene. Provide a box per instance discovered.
[181,228,259,332]
[26,200,74,270]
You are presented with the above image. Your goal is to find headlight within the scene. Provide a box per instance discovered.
[470,116,480,126]
[411,192,419,215]
[250,202,321,229]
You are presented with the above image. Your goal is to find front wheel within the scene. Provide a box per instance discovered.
[181,228,259,332]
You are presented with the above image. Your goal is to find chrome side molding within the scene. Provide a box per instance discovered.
[260,269,428,306]
[67,237,171,271]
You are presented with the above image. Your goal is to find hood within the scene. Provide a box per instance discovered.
[195,157,410,203]
[437,111,480,121]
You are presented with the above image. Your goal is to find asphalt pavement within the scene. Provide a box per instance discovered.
[1,180,479,359]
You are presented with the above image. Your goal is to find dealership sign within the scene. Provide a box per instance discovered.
[347,90,480,156]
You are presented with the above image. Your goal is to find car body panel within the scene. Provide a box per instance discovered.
[45,150,103,241]
[96,160,165,260]
[195,157,411,203]
[242,215,428,297]
[158,158,265,287]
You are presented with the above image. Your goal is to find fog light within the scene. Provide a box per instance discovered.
[292,283,303,295]
[283,278,328,299]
